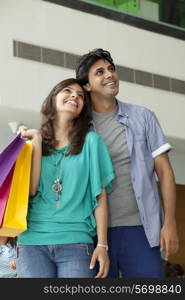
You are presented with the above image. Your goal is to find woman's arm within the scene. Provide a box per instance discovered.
[95,188,108,246]
[0,236,8,245]
[90,188,110,278]
[19,127,42,196]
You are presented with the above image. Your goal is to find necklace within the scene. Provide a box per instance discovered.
[51,147,68,208]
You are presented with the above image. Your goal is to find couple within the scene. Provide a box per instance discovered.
[10,49,180,278]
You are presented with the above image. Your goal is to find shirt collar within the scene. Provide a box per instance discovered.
[116,100,129,126]
[117,99,128,116]
[89,99,129,129]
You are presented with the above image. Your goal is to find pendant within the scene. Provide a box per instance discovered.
[52,178,62,194]
[52,178,62,209]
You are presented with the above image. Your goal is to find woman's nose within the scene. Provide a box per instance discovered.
[71,92,78,98]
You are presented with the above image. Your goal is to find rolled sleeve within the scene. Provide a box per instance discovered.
[145,111,171,158]
[152,143,171,158]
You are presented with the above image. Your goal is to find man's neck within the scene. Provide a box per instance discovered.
[91,97,117,113]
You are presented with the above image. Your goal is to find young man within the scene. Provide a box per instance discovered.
[75,49,179,278]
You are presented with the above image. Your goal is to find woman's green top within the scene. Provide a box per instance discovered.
[18,132,114,245]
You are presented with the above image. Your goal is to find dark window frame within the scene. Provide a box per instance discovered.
[43,0,185,41]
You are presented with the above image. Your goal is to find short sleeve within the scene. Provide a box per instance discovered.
[88,133,115,209]
[145,111,171,158]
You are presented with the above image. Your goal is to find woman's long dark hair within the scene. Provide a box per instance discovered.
[7,237,17,248]
[40,78,92,155]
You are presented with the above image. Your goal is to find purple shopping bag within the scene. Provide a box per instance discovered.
[0,133,25,187]
[0,165,15,226]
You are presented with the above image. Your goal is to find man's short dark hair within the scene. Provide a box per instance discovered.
[76,48,115,85]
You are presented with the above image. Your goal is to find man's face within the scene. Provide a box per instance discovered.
[84,59,119,99]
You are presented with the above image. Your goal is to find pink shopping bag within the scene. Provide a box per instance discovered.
[0,165,15,226]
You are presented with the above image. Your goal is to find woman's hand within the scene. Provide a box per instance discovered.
[18,126,41,142]
[8,260,16,270]
[90,246,110,278]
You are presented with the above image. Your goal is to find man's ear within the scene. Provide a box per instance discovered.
[83,83,91,92]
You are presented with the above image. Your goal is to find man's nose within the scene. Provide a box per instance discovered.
[105,69,113,78]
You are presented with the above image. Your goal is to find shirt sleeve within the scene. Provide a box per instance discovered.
[145,110,171,158]
[89,133,115,209]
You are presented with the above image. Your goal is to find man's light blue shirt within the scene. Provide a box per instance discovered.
[90,100,171,247]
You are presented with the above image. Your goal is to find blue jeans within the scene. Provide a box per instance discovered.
[108,226,164,278]
[16,243,96,278]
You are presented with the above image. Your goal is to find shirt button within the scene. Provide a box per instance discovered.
[137,196,140,201]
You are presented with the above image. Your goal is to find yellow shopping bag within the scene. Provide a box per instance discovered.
[0,141,32,237]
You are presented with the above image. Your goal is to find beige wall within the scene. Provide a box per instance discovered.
[0,0,185,183]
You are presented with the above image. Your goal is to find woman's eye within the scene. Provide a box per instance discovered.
[78,94,84,99]
[63,88,70,92]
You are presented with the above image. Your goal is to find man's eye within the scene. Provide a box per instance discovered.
[96,70,103,75]
[109,66,115,72]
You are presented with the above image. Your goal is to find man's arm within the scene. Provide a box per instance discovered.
[154,153,179,260]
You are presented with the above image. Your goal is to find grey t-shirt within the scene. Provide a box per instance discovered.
[93,109,142,227]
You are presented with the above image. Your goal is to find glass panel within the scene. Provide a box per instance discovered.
[88,0,185,30]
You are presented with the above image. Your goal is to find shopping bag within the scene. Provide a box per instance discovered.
[0,133,25,187]
[0,141,32,237]
[0,134,25,226]
[0,165,15,226]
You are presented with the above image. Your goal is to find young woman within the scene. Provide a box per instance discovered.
[15,78,114,278]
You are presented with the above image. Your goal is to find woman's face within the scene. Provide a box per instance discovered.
[55,83,85,118]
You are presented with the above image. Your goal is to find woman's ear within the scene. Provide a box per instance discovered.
[83,83,91,92]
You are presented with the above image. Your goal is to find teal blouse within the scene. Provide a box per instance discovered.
[18,132,115,245]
